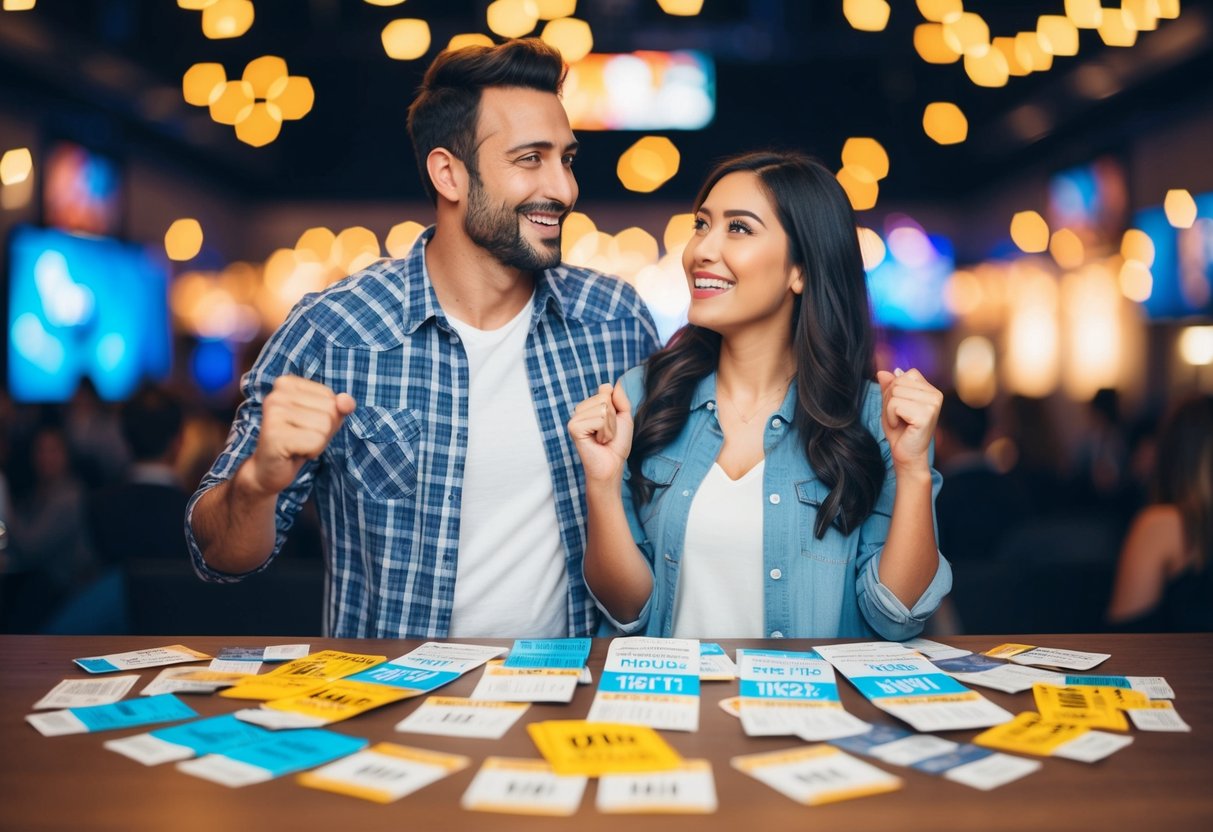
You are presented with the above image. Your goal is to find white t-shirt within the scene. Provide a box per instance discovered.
[446,298,568,637]
[671,461,765,639]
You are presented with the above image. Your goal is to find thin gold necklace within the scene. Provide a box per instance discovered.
[720,374,795,424]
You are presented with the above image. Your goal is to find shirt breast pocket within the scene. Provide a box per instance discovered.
[794,479,859,566]
[636,454,680,530]
[343,406,421,501]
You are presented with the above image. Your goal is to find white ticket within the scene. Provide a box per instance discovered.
[699,643,737,681]
[74,645,210,674]
[587,637,700,732]
[1126,702,1192,732]
[395,696,529,740]
[985,643,1110,671]
[140,667,251,696]
[597,760,718,814]
[737,649,870,741]
[298,743,470,803]
[33,675,139,710]
[731,745,902,806]
[901,638,973,661]
[469,661,580,703]
[461,757,587,816]
[949,664,1066,694]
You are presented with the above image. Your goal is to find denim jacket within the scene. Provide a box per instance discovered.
[595,365,952,641]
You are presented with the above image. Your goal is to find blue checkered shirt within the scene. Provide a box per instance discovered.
[185,227,660,638]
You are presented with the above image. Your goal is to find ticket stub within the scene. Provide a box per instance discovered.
[74,645,211,674]
[469,661,581,703]
[298,742,470,803]
[597,760,718,814]
[395,696,530,740]
[973,712,1133,762]
[1063,675,1175,700]
[26,694,197,737]
[901,638,973,661]
[731,745,902,806]
[699,643,737,681]
[216,644,310,663]
[587,637,700,732]
[527,720,682,776]
[941,660,1065,694]
[984,644,1110,671]
[141,668,252,696]
[736,649,870,741]
[461,757,587,816]
[236,679,411,728]
[220,650,387,701]
[33,675,139,710]
[177,729,367,788]
[105,713,270,765]
[343,642,507,696]
[208,660,262,675]
[503,638,591,670]
[1032,683,1134,731]
[1125,701,1192,732]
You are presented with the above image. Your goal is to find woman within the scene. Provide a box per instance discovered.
[1107,395,1213,631]
[568,150,951,639]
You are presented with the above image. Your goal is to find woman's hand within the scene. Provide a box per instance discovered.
[567,382,633,485]
[876,368,942,474]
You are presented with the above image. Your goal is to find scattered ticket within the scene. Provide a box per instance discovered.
[815,642,1013,731]
[220,650,386,701]
[973,712,1133,762]
[208,660,262,675]
[736,649,870,741]
[527,720,682,776]
[1125,701,1192,732]
[396,696,530,740]
[830,723,1041,791]
[33,675,139,710]
[939,656,1065,694]
[298,743,470,803]
[587,637,700,732]
[901,638,973,661]
[236,679,412,729]
[461,757,587,816]
[503,639,591,669]
[26,694,197,737]
[1032,683,1138,731]
[105,713,271,765]
[470,661,581,703]
[731,745,902,806]
[216,644,310,662]
[984,643,1110,671]
[178,729,367,788]
[141,668,251,696]
[597,760,718,814]
[1063,675,1175,700]
[73,645,210,674]
[343,642,506,696]
[699,643,737,681]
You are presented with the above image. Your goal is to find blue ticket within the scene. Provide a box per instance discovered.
[71,694,197,732]
[220,729,368,777]
[151,714,271,755]
[504,638,592,669]
[346,663,461,692]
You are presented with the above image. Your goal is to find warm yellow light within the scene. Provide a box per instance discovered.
[1010,210,1049,253]
[234,102,282,146]
[447,33,495,51]
[943,13,990,56]
[295,227,336,263]
[242,55,287,98]
[1164,189,1198,228]
[1,175,34,209]
[615,226,659,263]
[364,0,408,6]
[836,167,879,212]
[1124,0,1160,31]
[914,24,961,64]
[182,63,226,107]
[487,0,539,38]
[944,270,983,316]
[656,0,704,15]
[1121,228,1156,266]
[3,0,38,9]
[916,0,962,23]
[332,227,382,274]
[267,76,314,120]
[386,221,426,258]
[201,0,254,40]
[165,218,204,261]
[1049,228,1085,270]
[617,136,680,193]
[561,212,597,261]
[993,37,1030,76]
[209,80,255,125]
[1015,32,1054,72]
[382,19,431,60]
[841,137,888,181]
[1098,8,1138,46]
[964,46,1010,88]
[1060,265,1123,400]
[955,335,997,408]
[178,1,218,9]
[1157,0,1181,19]
[843,0,890,32]
[535,0,576,18]
[857,227,886,270]
[1119,260,1153,302]
[1064,0,1102,28]
[1004,264,1060,397]
[1037,15,1080,56]
[1178,326,1213,366]
[662,213,694,255]
[0,147,33,186]
[922,101,968,144]
[541,17,593,63]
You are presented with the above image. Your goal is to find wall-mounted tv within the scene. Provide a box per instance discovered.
[6,225,171,403]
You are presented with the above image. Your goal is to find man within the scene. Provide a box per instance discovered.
[186,39,659,638]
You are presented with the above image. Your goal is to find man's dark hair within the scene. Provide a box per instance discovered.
[406,38,566,204]
[120,385,184,462]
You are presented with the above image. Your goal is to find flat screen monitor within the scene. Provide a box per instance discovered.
[6,225,171,402]
[563,50,715,131]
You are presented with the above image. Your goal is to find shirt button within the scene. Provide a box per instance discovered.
[771,417,782,428]
[769,494,781,505]
[706,401,716,411]
[769,568,782,580]
[771,631,784,639]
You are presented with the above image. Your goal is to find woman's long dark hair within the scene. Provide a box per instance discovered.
[628,150,885,538]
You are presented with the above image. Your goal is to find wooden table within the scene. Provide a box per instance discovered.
[2,634,1210,831]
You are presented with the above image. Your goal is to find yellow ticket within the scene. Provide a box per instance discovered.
[263,650,387,679]
[1032,683,1129,730]
[972,711,1090,756]
[263,679,411,723]
[526,720,683,776]
[984,643,1036,660]
[219,674,330,700]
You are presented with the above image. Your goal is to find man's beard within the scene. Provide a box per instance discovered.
[464,173,566,272]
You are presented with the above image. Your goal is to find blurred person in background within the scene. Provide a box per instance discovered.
[568,150,951,640]
[1107,395,1213,631]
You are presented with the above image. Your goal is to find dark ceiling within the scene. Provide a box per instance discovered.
[2,0,1211,205]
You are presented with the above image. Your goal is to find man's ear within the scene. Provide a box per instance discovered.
[427,148,466,204]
